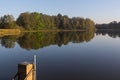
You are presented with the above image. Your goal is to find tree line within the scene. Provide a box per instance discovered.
[96,21,120,30]
[0,12,95,30]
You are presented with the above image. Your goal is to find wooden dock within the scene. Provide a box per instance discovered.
[12,55,37,80]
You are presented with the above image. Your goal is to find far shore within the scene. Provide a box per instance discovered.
[22,29,86,32]
[0,29,86,32]
[97,29,120,31]
[0,29,86,37]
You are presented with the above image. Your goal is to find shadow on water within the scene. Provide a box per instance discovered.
[0,31,95,50]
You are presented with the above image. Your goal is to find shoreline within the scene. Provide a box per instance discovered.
[0,29,86,32]
[22,29,86,32]
[0,29,86,37]
[97,29,120,31]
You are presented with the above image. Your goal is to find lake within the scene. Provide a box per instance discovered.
[0,31,120,80]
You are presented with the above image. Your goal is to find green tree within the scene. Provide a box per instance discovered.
[16,12,95,31]
[0,15,19,29]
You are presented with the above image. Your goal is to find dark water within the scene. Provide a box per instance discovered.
[1,31,120,80]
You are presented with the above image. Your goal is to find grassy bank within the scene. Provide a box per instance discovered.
[0,29,21,37]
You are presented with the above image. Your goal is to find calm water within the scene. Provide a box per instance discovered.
[1,31,120,80]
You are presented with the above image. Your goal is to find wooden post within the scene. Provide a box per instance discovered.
[18,62,33,80]
[34,55,37,80]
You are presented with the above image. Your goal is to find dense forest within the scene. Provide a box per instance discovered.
[0,31,94,49]
[96,21,120,30]
[0,12,95,31]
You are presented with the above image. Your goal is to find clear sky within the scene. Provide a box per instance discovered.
[0,0,120,24]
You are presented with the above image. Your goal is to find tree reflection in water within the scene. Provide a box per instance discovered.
[96,30,120,38]
[0,31,95,50]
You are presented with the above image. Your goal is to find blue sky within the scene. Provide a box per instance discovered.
[0,0,120,23]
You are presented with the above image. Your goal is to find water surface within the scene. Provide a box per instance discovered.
[0,31,120,80]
